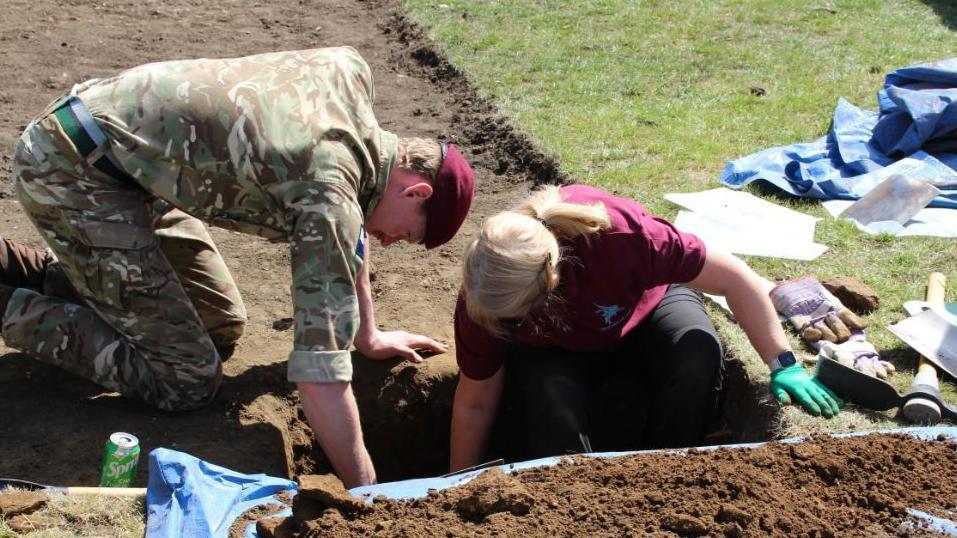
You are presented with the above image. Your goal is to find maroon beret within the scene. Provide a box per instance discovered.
[424,144,475,249]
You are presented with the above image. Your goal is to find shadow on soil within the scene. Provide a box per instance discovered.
[0,352,295,486]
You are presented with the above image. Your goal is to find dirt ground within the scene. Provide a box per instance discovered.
[265,433,957,537]
[0,0,774,490]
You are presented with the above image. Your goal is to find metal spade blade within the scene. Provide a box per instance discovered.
[840,174,941,227]
[814,357,902,411]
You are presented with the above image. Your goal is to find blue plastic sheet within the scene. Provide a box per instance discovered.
[145,448,296,538]
[146,427,957,537]
[720,59,957,209]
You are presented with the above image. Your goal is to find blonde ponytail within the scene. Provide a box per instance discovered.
[462,186,611,336]
[517,186,611,237]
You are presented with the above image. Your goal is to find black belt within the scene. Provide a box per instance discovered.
[52,96,134,183]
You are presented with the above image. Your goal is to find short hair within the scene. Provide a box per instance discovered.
[396,137,442,181]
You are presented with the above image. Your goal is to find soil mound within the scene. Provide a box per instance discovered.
[452,467,535,518]
[296,474,370,514]
[259,433,957,537]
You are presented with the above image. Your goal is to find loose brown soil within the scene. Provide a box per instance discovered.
[228,491,293,538]
[0,491,49,518]
[271,434,957,537]
[0,0,773,498]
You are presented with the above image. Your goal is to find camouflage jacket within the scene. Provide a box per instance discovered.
[78,47,398,383]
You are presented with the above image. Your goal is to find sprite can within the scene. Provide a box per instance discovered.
[99,432,141,487]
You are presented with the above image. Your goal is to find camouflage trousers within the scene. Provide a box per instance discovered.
[5,102,247,411]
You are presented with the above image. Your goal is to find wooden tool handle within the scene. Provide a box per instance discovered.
[917,272,947,374]
[926,272,946,303]
[63,487,146,497]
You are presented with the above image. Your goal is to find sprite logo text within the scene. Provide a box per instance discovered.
[107,459,137,480]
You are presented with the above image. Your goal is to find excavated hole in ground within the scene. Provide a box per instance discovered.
[285,355,779,483]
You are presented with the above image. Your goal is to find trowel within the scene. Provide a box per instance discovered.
[814,357,957,422]
[840,174,941,228]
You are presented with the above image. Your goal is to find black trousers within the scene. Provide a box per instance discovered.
[490,285,724,462]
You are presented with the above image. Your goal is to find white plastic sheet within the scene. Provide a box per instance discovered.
[666,188,827,260]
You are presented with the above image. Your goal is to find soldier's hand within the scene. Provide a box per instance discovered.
[356,329,448,363]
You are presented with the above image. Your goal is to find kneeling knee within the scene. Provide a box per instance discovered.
[153,363,223,412]
[670,329,724,386]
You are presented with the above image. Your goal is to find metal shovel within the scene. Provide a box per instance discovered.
[840,174,941,227]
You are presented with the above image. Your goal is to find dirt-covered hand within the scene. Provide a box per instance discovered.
[817,332,895,379]
[769,276,867,344]
[355,329,448,364]
[770,364,843,418]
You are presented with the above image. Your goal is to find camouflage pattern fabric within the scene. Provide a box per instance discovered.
[1,214,246,357]
[151,207,247,357]
[6,47,394,409]
[9,115,226,410]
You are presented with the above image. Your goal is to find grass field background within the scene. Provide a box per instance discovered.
[402,0,957,433]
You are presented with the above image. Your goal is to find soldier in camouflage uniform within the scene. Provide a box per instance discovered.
[1,47,475,487]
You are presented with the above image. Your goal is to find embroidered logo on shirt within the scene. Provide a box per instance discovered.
[594,303,627,330]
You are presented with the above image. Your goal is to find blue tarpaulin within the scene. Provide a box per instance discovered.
[145,427,957,538]
[145,449,296,538]
[720,59,957,208]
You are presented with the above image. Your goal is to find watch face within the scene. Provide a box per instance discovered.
[778,351,797,367]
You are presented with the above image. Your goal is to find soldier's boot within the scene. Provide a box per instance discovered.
[0,236,50,291]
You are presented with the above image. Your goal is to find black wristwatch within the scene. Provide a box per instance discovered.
[769,351,797,372]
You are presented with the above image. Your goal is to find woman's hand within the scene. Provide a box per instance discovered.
[770,364,843,417]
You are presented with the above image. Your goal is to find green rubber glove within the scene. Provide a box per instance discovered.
[770,364,842,418]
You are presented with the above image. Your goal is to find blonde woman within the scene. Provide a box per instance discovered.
[450,184,840,471]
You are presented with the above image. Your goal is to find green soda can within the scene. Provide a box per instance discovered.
[99,432,141,487]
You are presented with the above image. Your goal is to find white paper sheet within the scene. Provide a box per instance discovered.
[702,293,731,314]
[666,188,826,260]
[822,200,957,237]
[672,210,827,260]
[666,188,819,229]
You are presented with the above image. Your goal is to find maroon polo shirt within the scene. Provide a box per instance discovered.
[454,184,707,380]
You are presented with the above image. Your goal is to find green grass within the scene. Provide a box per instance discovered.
[403,0,957,431]
[0,493,143,538]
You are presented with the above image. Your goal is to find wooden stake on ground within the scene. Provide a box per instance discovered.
[62,487,146,497]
